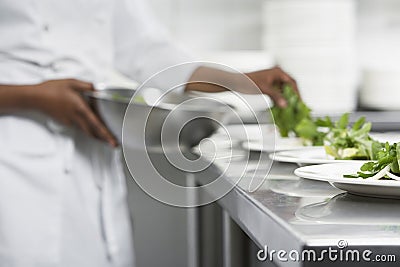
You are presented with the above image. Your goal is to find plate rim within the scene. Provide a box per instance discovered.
[270,146,364,165]
[242,138,304,153]
[294,162,400,188]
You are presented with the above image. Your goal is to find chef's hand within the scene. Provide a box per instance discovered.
[33,79,117,147]
[245,67,299,108]
[186,66,299,108]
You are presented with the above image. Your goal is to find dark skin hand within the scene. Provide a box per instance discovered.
[245,67,299,107]
[0,66,297,146]
[186,66,299,108]
[0,79,117,146]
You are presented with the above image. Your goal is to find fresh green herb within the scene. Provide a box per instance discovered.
[271,85,336,146]
[295,116,334,146]
[270,86,383,160]
[270,85,334,146]
[323,114,383,160]
[271,85,312,138]
[344,142,400,180]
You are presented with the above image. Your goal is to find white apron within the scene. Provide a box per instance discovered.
[0,113,134,267]
[0,0,196,266]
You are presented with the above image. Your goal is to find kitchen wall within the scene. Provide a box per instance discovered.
[147,0,400,59]
[147,0,263,51]
[146,0,400,111]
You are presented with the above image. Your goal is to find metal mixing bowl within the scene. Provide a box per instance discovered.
[85,88,230,150]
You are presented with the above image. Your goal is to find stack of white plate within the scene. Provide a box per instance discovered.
[357,0,400,110]
[198,50,275,73]
[360,69,400,110]
[262,0,357,113]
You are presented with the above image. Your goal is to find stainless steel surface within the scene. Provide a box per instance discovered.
[226,110,272,125]
[186,174,200,267]
[221,210,251,267]
[124,159,191,267]
[123,111,400,266]
[319,111,400,131]
[222,211,232,267]
[85,88,229,149]
[195,130,400,266]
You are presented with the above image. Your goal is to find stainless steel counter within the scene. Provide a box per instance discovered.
[194,134,400,267]
[125,113,400,267]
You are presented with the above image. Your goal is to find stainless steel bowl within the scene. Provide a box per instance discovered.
[85,88,230,150]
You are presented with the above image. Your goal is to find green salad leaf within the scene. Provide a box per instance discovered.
[270,85,383,160]
[270,85,334,146]
[344,142,400,180]
[270,85,312,138]
[323,113,383,160]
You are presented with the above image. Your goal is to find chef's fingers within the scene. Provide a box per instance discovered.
[80,104,117,147]
[272,67,299,93]
[68,79,95,92]
[266,87,287,108]
[282,74,299,95]
[74,116,95,138]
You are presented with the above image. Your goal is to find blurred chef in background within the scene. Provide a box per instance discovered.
[0,0,298,266]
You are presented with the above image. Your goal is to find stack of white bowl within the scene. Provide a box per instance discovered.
[357,0,400,110]
[360,69,400,110]
[262,0,357,113]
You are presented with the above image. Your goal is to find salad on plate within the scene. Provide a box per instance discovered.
[344,142,400,181]
[270,85,385,161]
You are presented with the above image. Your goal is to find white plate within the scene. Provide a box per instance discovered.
[217,124,304,153]
[370,132,400,144]
[217,124,275,141]
[242,137,304,153]
[227,126,400,154]
[270,146,363,165]
[295,162,400,199]
[234,124,303,152]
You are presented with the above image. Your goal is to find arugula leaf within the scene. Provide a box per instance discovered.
[336,113,349,129]
[323,114,382,160]
[295,118,326,146]
[270,86,385,161]
[270,85,311,138]
[344,142,400,179]
[315,116,333,128]
[360,161,375,172]
[343,174,359,178]
[352,116,366,130]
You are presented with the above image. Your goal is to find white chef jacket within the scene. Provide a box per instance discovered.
[0,0,197,266]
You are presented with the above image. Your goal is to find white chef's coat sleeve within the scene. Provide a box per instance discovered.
[113,0,200,91]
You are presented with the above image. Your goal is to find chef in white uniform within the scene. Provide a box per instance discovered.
[0,0,298,266]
